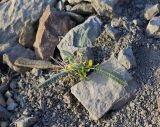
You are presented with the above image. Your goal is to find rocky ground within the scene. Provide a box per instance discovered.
[0,0,160,127]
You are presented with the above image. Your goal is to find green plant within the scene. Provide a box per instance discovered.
[38,50,127,88]
[38,29,128,88]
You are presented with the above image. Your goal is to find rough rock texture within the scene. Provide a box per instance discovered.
[118,47,136,69]
[68,0,91,5]
[19,21,35,48]
[3,44,35,73]
[71,2,95,15]
[104,24,121,40]
[144,4,160,20]
[71,57,138,120]
[57,16,102,60]
[0,0,55,55]
[34,6,75,60]
[146,16,160,38]
[0,105,11,120]
[91,0,129,15]
[15,117,37,127]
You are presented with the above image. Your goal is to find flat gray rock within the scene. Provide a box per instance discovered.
[57,16,102,60]
[118,47,137,69]
[71,57,138,120]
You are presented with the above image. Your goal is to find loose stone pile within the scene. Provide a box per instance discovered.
[0,0,160,126]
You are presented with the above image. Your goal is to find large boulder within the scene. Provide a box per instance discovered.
[91,0,129,16]
[146,16,160,38]
[57,16,103,60]
[0,0,56,55]
[71,57,138,120]
[34,6,76,60]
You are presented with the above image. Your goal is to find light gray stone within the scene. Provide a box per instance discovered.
[19,21,35,48]
[57,16,102,60]
[3,44,35,73]
[91,0,129,15]
[146,16,160,38]
[71,57,138,120]
[15,116,37,127]
[118,47,136,69]
[144,4,160,20]
[68,0,91,5]
[104,24,121,40]
[0,0,55,55]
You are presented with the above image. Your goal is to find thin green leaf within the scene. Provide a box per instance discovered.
[38,71,68,88]
[80,28,90,47]
[61,50,74,62]
[94,67,128,86]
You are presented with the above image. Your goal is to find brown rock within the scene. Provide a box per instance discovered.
[34,5,75,60]
[3,44,35,73]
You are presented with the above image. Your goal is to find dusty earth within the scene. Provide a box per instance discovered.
[0,0,160,127]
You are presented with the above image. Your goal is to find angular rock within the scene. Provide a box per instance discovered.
[3,44,35,73]
[144,4,160,20]
[68,0,91,5]
[111,17,123,27]
[71,57,138,120]
[0,0,55,56]
[7,97,17,111]
[0,105,11,120]
[71,2,95,15]
[57,16,102,60]
[91,0,129,15]
[146,16,160,38]
[104,24,121,40]
[19,21,35,48]
[118,47,136,69]
[34,6,75,60]
[15,117,37,127]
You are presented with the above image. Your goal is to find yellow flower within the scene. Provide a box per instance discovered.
[88,59,93,67]
[67,64,73,70]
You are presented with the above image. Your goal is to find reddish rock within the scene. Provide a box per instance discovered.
[34,6,76,60]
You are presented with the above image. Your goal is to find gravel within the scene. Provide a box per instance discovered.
[0,0,160,126]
